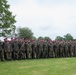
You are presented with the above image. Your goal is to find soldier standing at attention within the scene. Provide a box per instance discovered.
[31,40,37,59]
[4,39,12,60]
[26,40,32,59]
[0,40,4,61]
[13,39,19,60]
[20,41,26,59]
[43,41,48,58]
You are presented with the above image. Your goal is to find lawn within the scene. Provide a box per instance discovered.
[0,58,76,75]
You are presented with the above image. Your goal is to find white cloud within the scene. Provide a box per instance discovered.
[8,0,76,39]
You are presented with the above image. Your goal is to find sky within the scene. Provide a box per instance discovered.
[7,0,76,39]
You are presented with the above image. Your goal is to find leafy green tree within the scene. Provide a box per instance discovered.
[64,33,73,41]
[56,36,64,41]
[44,36,51,41]
[32,36,36,40]
[37,36,44,40]
[17,27,33,39]
[0,0,16,37]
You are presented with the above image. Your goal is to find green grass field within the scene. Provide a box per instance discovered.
[0,58,76,75]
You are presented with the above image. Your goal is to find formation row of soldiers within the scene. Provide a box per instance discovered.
[0,38,76,61]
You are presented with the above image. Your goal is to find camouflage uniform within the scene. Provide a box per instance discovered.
[26,42,32,59]
[36,42,40,59]
[59,43,64,57]
[48,43,54,58]
[31,42,37,59]
[37,42,43,58]
[43,42,48,58]
[0,41,4,61]
[53,42,58,58]
[73,44,75,57]
[20,42,26,59]
[4,42,12,60]
[39,42,43,58]
[70,43,75,57]
[68,43,72,57]
[24,42,28,59]
[74,43,76,57]
[10,41,14,60]
[64,42,69,57]
[13,41,19,60]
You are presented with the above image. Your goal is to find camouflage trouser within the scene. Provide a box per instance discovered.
[43,50,48,58]
[71,49,75,57]
[74,49,76,57]
[64,49,69,57]
[36,50,39,59]
[27,50,32,59]
[20,51,26,59]
[59,49,64,57]
[48,51,54,58]
[0,50,4,61]
[5,51,12,60]
[38,49,43,58]
[13,51,19,60]
[69,49,73,57]
[32,51,36,59]
[54,49,58,58]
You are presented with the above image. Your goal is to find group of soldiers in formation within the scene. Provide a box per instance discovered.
[0,38,76,61]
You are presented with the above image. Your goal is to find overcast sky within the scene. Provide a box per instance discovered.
[7,0,76,39]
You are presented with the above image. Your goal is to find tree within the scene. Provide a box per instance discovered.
[32,36,36,40]
[0,0,16,37]
[64,33,73,41]
[17,27,33,39]
[56,36,64,41]
[37,36,44,40]
[44,36,51,41]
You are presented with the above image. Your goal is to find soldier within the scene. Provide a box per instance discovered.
[36,41,43,59]
[48,42,54,58]
[59,42,64,57]
[68,42,72,57]
[31,41,37,59]
[73,43,75,57]
[74,42,76,57]
[43,42,48,58]
[63,41,66,57]
[70,42,75,57]
[56,42,60,58]
[36,42,40,59]
[0,40,4,61]
[64,42,69,57]
[53,42,57,58]
[26,41,32,59]
[20,41,26,59]
[10,38,15,60]
[4,40,12,60]
[39,41,44,58]
[13,39,19,60]
[24,40,28,59]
